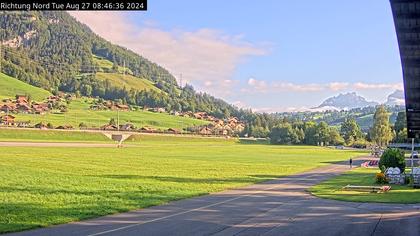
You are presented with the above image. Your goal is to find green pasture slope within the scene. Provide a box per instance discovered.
[0,134,365,233]
[92,55,160,92]
[0,73,51,101]
[95,72,161,93]
[92,54,133,74]
[13,98,208,130]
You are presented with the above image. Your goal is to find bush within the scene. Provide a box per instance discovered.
[79,122,87,129]
[375,172,388,184]
[379,148,406,173]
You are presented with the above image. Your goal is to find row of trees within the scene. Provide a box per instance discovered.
[269,105,409,147]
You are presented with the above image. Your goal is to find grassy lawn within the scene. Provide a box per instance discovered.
[310,168,420,204]
[0,129,110,142]
[13,98,208,130]
[0,137,364,233]
[0,73,51,101]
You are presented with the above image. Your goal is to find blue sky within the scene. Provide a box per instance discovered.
[71,1,404,112]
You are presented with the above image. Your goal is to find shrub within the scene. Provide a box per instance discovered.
[79,122,87,129]
[405,175,411,185]
[379,148,406,173]
[375,172,388,184]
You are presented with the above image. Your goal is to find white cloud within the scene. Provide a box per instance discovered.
[353,82,403,90]
[69,11,266,98]
[328,82,350,91]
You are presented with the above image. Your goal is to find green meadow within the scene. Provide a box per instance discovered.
[13,98,208,130]
[95,72,161,93]
[0,73,51,101]
[0,129,109,142]
[0,134,364,233]
[310,168,420,204]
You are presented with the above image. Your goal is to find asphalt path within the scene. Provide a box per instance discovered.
[6,157,420,236]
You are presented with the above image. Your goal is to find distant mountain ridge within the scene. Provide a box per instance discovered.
[385,90,405,106]
[316,92,379,110]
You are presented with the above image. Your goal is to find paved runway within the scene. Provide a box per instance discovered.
[7,157,420,236]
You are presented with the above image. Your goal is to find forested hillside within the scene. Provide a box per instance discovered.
[0,11,239,119]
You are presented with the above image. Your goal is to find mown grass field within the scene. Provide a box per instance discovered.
[0,129,110,142]
[0,135,364,233]
[13,98,208,130]
[0,73,51,101]
[310,168,420,204]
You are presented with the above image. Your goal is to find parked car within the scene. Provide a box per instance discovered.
[411,151,419,159]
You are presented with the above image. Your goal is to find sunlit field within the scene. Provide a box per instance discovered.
[0,134,364,233]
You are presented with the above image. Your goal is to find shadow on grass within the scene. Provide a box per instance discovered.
[92,175,276,184]
[237,139,270,145]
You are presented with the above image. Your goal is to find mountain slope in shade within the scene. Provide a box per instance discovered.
[317,92,379,110]
[385,90,405,106]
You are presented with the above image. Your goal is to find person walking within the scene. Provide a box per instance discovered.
[349,158,353,169]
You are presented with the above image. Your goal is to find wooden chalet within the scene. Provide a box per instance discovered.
[0,115,15,125]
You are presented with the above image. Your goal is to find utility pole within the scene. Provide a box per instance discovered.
[117,109,120,131]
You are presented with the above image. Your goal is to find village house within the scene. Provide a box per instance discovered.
[47,95,61,103]
[0,104,16,113]
[140,126,157,133]
[17,103,31,113]
[120,123,135,131]
[16,95,28,104]
[115,104,129,111]
[199,126,212,135]
[193,112,208,120]
[56,125,73,130]
[167,128,180,134]
[101,124,118,131]
[170,110,180,116]
[32,103,49,114]
[0,115,15,126]
[151,107,166,113]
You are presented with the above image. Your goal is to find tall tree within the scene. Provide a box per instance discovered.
[394,111,407,133]
[370,105,394,147]
[315,121,330,146]
[340,118,363,145]
[328,128,345,146]
[270,123,298,144]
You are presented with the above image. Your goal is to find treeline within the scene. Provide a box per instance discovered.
[268,106,414,147]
